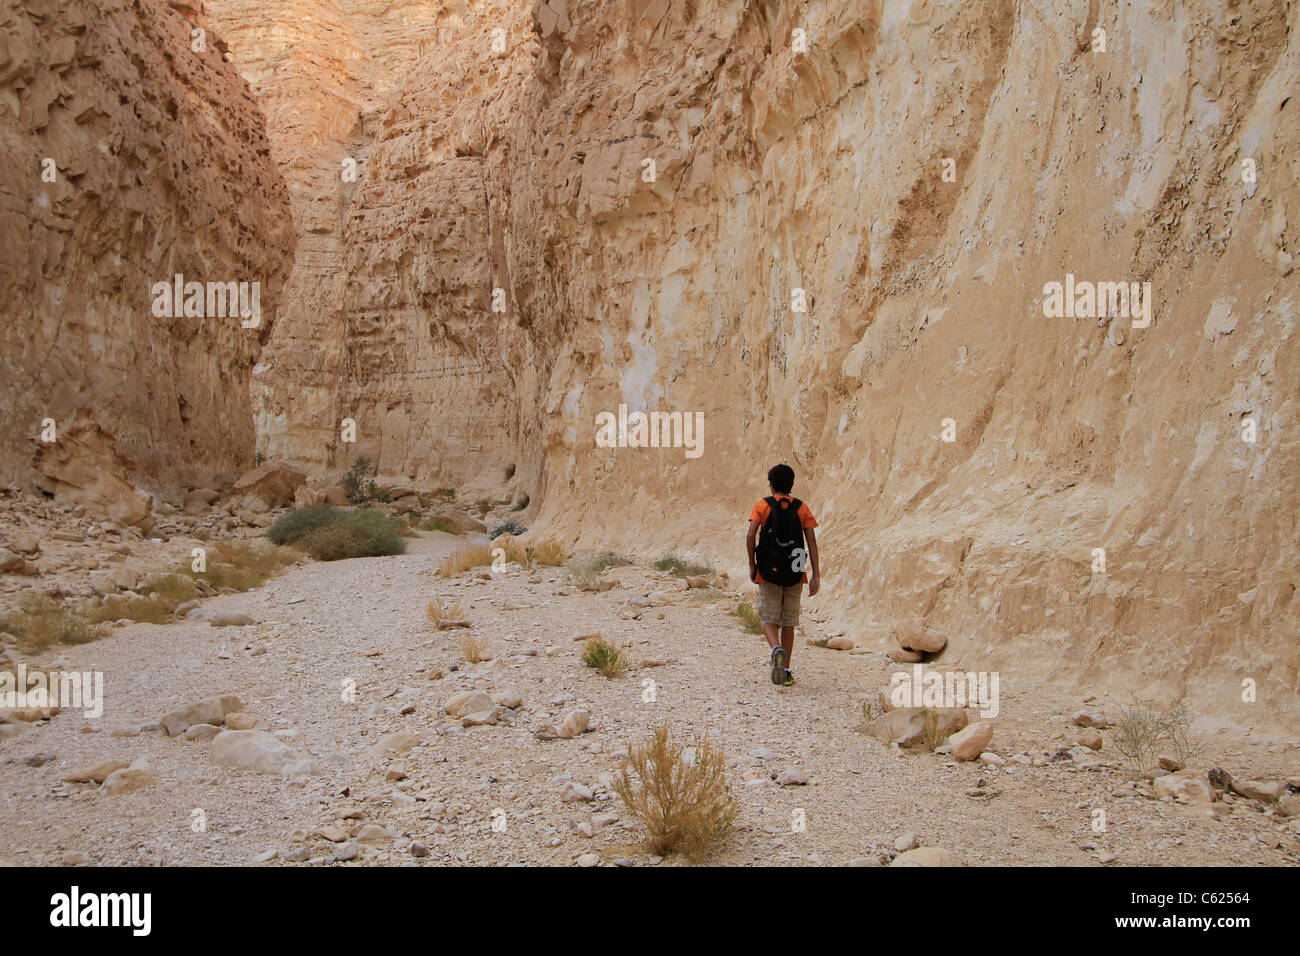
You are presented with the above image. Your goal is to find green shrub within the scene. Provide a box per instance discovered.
[267,505,337,545]
[419,516,460,535]
[297,509,407,561]
[581,634,631,677]
[489,518,526,540]
[655,553,712,577]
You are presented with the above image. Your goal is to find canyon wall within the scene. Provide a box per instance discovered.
[0,0,294,494]
[218,0,1300,725]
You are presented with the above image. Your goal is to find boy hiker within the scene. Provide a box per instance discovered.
[746,464,820,686]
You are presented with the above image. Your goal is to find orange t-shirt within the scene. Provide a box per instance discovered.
[748,494,818,584]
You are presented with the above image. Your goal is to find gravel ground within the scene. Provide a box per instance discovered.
[2,531,1297,867]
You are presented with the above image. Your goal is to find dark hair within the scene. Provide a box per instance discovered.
[767,464,795,494]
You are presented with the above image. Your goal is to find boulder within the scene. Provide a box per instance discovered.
[859,706,968,752]
[31,420,154,532]
[446,691,494,717]
[558,709,590,739]
[182,489,219,515]
[231,462,306,507]
[947,720,994,761]
[101,767,158,795]
[898,623,948,654]
[827,636,855,650]
[887,648,923,664]
[890,847,966,867]
[293,485,324,507]
[320,485,350,507]
[1153,770,1215,803]
[159,694,244,736]
[64,758,130,783]
[210,730,316,775]
[430,507,487,535]
[1231,779,1284,803]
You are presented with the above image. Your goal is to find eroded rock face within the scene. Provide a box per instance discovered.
[206,0,1300,724]
[0,0,295,494]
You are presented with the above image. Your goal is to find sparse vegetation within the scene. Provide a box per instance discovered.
[85,593,172,625]
[340,456,391,504]
[183,540,299,591]
[1112,698,1200,775]
[296,509,406,561]
[0,594,109,652]
[733,602,762,634]
[526,540,566,567]
[267,504,337,545]
[419,516,460,535]
[566,550,630,590]
[581,633,631,677]
[489,518,526,540]
[457,631,489,663]
[474,497,492,516]
[435,487,456,500]
[655,553,712,578]
[140,572,198,603]
[613,725,736,862]
[426,597,467,628]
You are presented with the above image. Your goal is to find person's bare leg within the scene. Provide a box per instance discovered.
[780,626,795,667]
[762,621,781,650]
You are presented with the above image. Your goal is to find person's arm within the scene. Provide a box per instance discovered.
[805,527,820,595]
[746,519,761,581]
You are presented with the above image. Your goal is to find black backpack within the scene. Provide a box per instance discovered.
[755,496,806,586]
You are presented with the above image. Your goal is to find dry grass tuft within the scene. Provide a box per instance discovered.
[0,594,109,652]
[457,631,490,663]
[733,602,762,634]
[426,597,468,628]
[85,593,172,624]
[613,725,736,862]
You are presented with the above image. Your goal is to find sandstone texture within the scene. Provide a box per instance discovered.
[0,0,294,496]
[190,0,1300,724]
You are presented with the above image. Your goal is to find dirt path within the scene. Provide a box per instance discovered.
[2,533,1296,866]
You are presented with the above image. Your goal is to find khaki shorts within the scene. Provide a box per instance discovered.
[757,581,802,627]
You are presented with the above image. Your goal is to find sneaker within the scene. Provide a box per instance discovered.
[782,670,795,687]
[770,646,787,685]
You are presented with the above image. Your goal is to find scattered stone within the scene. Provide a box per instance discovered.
[890,847,965,867]
[561,782,594,802]
[492,689,523,709]
[159,695,243,736]
[210,730,317,776]
[1071,711,1109,729]
[777,768,808,786]
[223,712,263,731]
[1153,770,1215,804]
[64,758,130,783]
[208,612,256,627]
[184,723,223,741]
[898,623,947,654]
[558,709,590,739]
[893,832,918,852]
[1231,779,1283,803]
[947,721,994,761]
[827,636,854,651]
[860,706,968,752]
[101,767,158,795]
[575,853,600,867]
[369,731,421,756]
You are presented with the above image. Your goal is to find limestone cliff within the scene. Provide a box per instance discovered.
[214,0,1300,725]
[0,0,294,494]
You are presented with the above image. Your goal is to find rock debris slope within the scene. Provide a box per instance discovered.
[0,0,294,493]
[199,1,1299,725]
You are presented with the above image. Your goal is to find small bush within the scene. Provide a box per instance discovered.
[614,725,735,862]
[733,603,762,634]
[458,631,489,663]
[0,594,109,652]
[267,505,337,545]
[593,551,633,572]
[437,542,496,578]
[297,509,406,561]
[183,540,298,591]
[655,553,712,578]
[527,540,566,567]
[474,497,492,516]
[140,573,198,602]
[581,633,631,677]
[426,597,467,627]
[341,457,372,503]
[1112,698,1199,775]
[435,487,456,501]
[489,518,526,540]
[419,516,460,535]
[86,593,172,624]
[566,550,628,590]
